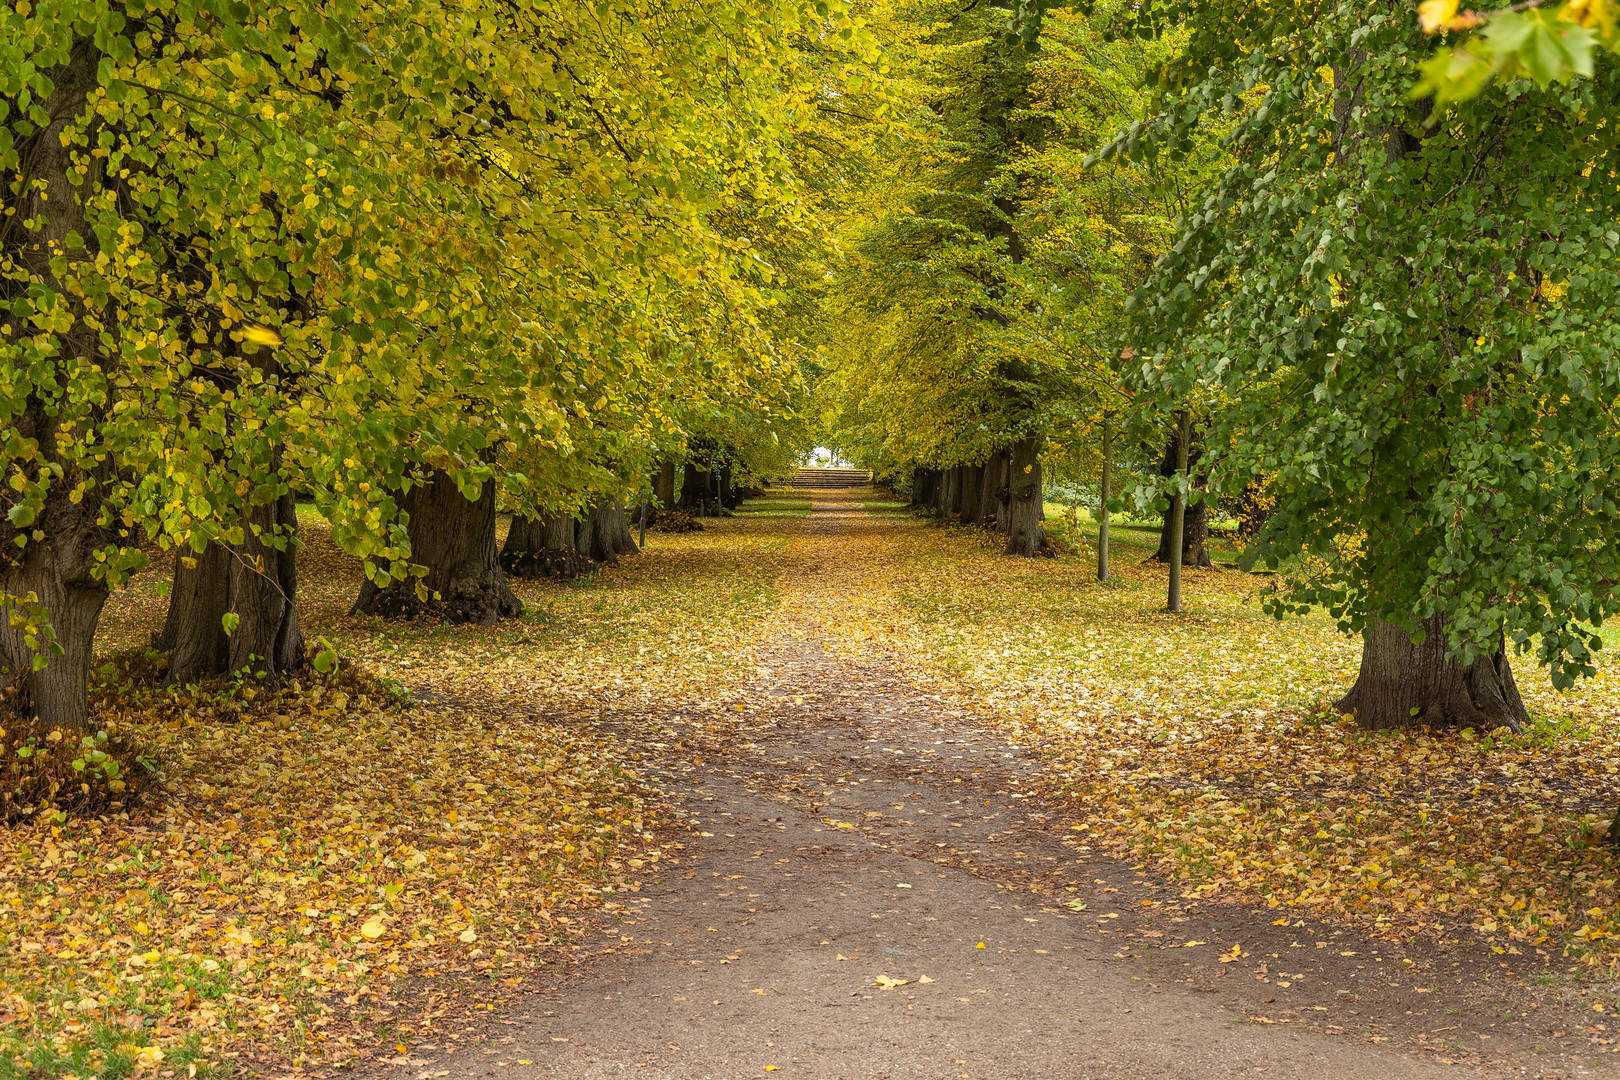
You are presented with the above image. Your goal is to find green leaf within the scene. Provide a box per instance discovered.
[221,612,240,637]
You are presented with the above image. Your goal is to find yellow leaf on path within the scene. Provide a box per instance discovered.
[975,942,986,949]
[752,988,767,995]
[918,975,934,983]
[874,975,908,989]
[765,1068,779,1072]
[360,919,386,940]
[459,928,477,943]
[516,1061,533,1066]
[1183,940,1206,947]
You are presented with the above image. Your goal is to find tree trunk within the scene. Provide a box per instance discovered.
[680,464,713,510]
[0,546,108,732]
[654,460,677,508]
[0,39,111,730]
[1153,421,1213,568]
[939,468,960,518]
[1004,438,1050,557]
[1335,616,1527,733]
[575,501,639,565]
[352,472,521,625]
[1098,415,1112,581]
[980,448,1010,532]
[1167,410,1189,612]
[501,512,592,580]
[158,491,304,688]
[959,465,983,525]
[912,468,937,511]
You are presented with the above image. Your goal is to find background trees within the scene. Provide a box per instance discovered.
[821,1,1208,559]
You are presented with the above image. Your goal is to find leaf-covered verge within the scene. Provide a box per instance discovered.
[862,501,1620,979]
[1,505,795,1077]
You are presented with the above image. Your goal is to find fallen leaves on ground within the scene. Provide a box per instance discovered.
[863,504,1620,974]
[7,501,799,1076]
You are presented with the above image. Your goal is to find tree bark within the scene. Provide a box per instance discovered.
[680,464,713,510]
[1153,421,1213,568]
[980,448,1010,531]
[939,467,961,518]
[158,491,304,688]
[1098,415,1112,581]
[653,460,677,508]
[959,465,983,525]
[575,501,639,565]
[1335,616,1527,733]
[0,541,108,732]
[912,468,937,511]
[501,512,591,580]
[1167,411,1189,612]
[0,39,111,730]
[717,466,733,510]
[352,472,521,625]
[1003,438,1050,556]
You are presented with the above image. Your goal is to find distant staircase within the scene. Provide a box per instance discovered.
[790,467,871,489]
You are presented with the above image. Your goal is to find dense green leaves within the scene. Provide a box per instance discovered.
[1112,1,1620,687]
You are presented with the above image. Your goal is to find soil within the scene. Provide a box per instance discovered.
[366,488,1619,1080]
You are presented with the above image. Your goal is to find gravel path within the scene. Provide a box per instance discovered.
[376,488,1604,1080]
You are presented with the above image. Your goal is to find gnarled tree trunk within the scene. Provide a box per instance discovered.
[1335,616,1527,733]
[352,472,521,625]
[1004,438,1050,557]
[501,512,592,580]
[575,501,639,565]
[158,491,304,688]
[0,39,111,730]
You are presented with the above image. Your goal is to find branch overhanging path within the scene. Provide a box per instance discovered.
[378,486,1462,1080]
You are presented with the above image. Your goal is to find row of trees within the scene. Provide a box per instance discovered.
[2,0,860,729]
[824,0,1620,734]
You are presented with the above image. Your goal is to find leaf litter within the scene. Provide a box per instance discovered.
[1,507,792,1076]
[20,483,1620,1075]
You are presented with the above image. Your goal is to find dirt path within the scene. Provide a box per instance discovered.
[381,489,1604,1080]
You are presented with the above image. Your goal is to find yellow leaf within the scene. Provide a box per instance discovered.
[975,942,986,949]
[361,918,386,940]
[242,325,283,347]
[459,928,477,943]
[874,975,908,988]
[1418,0,1458,32]
[917,974,935,984]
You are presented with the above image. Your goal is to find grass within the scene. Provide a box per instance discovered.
[824,497,1620,974]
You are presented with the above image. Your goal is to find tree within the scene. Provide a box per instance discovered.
[1109,0,1620,730]
[822,2,1207,558]
[2,0,872,727]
